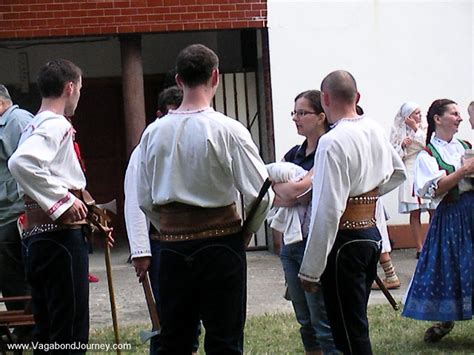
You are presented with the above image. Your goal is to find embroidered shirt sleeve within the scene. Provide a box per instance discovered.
[8,117,77,220]
[299,139,349,281]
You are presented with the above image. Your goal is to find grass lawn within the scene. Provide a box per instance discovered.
[91,304,474,354]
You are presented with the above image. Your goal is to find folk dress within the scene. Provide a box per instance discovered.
[402,136,474,321]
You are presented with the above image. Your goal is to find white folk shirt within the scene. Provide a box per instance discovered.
[138,107,273,233]
[414,136,473,208]
[124,146,151,259]
[8,111,86,221]
[299,116,406,282]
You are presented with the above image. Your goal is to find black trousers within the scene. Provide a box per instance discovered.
[321,228,381,355]
[23,228,89,354]
[149,239,201,354]
[0,220,33,342]
[0,221,30,311]
[156,233,246,355]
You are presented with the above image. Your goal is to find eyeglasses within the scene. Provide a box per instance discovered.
[291,110,316,117]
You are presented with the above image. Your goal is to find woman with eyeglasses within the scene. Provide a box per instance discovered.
[271,90,337,355]
[402,99,474,343]
[389,102,433,259]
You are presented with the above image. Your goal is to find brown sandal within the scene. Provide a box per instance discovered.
[424,321,455,343]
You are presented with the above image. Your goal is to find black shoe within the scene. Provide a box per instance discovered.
[416,251,421,259]
[424,321,455,343]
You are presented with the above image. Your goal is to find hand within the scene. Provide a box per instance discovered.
[401,137,412,149]
[132,257,151,282]
[57,198,88,224]
[103,226,114,248]
[405,116,418,131]
[461,155,474,177]
[300,278,321,293]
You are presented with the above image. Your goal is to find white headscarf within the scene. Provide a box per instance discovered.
[389,101,423,157]
[393,101,420,128]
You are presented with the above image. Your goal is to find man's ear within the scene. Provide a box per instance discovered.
[64,82,74,97]
[211,68,219,87]
[355,92,361,104]
[175,74,184,89]
[322,91,330,106]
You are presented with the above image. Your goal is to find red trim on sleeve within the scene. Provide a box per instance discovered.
[47,193,71,216]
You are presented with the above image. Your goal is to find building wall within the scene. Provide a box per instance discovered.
[267,0,473,226]
[0,0,267,39]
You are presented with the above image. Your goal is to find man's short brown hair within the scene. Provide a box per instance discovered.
[175,44,219,88]
[37,59,82,98]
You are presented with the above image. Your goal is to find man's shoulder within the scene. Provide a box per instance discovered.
[321,117,384,147]
[24,112,71,141]
[10,106,34,119]
[0,105,33,125]
[32,111,68,128]
[194,110,249,138]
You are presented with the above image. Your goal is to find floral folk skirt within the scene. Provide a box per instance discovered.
[402,191,474,321]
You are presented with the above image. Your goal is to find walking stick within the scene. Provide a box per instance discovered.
[374,275,400,311]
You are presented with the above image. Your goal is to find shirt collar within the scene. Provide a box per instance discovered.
[432,135,455,147]
[0,104,18,126]
[168,107,214,115]
[329,114,365,129]
[295,140,309,158]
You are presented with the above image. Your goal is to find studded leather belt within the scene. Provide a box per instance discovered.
[150,202,242,242]
[338,188,378,230]
[22,194,86,239]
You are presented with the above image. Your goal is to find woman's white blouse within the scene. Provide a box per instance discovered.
[415,136,472,207]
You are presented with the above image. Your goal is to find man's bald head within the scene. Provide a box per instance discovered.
[321,70,358,104]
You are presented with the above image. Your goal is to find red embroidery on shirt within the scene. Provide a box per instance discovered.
[61,127,74,144]
[47,193,71,216]
[73,142,86,172]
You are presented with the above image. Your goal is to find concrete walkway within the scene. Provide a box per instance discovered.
[88,246,418,328]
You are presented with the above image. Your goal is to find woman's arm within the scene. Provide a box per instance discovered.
[435,157,474,197]
[272,168,313,205]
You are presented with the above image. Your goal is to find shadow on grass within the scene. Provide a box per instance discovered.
[91,304,474,354]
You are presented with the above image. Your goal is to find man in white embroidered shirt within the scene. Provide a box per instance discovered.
[8,59,91,352]
[299,70,406,354]
[137,44,272,354]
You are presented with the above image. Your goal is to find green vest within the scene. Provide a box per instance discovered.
[425,139,470,201]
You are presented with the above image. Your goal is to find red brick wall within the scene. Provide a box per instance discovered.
[0,0,267,40]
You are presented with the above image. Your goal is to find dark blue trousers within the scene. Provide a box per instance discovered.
[156,233,246,355]
[23,228,89,354]
[321,228,381,355]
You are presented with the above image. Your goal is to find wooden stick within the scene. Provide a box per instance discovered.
[142,273,160,331]
[374,275,399,311]
[102,216,121,354]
